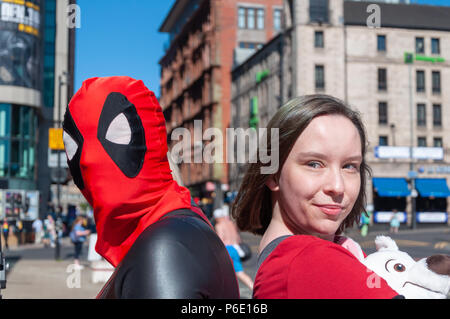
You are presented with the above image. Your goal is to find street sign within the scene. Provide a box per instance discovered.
[374,146,443,160]
[49,128,65,150]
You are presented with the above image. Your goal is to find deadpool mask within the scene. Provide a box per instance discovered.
[62,76,193,267]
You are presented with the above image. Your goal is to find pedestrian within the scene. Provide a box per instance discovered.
[232,95,403,299]
[14,220,23,245]
[70,216,91,268]
[389,209,401,234]
[2,219,9,250]
[359,210,371,237]
[214,197,254,290]
[44,214,56,248]
[32,218,43,244]
[62,76,238,298]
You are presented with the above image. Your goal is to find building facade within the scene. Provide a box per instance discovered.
[230,0,450,226]
[0,0,76,225]
[159,0,283,201]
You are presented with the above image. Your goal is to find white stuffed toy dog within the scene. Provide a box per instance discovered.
[361,236,450,299]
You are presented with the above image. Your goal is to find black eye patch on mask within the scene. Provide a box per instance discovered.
[62,108,85,190]
[97,92,147,178]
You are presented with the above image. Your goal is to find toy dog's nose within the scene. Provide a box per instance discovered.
[426,255,450,276]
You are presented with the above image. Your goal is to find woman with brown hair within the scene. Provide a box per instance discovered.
[232,95,403,299]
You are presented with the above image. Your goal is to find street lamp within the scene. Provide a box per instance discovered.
[55,71,69,260]
[406,55,417,230]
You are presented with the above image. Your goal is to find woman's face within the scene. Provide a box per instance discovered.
[269,114,362,239]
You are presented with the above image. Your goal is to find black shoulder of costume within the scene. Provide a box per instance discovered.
[97,210,239,299]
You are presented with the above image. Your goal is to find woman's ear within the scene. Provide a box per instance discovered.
[265,174,279,191]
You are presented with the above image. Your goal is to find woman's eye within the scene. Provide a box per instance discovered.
[307,161,322,169]
[344,163,359,171]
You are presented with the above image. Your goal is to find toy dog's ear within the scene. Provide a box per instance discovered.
[375,236,399,251]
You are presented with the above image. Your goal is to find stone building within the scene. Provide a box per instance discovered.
[230,0,450,226]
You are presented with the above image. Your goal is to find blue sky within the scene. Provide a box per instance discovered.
[74,0,450,97]
[75,0,175,96]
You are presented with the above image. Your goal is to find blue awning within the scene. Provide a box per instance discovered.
[415,178,450,198]
[372,177,411,197]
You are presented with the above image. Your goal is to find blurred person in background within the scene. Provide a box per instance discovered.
[70,216,91,268]
[32,218,43,244]
[2,219,9,250]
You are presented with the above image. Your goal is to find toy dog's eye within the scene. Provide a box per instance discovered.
[394,263,406,272]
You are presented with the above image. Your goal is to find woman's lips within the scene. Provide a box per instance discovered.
[314,204,343,216]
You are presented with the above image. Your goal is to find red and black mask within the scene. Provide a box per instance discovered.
[62,76,193,267]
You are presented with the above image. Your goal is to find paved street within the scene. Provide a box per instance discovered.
[1,225,449,299]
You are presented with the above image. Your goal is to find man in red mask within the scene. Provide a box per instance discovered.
[62,76,239,298]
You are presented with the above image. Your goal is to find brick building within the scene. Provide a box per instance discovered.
[159,0,283,199]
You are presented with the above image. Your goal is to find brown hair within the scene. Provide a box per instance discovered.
[231,94,371,235]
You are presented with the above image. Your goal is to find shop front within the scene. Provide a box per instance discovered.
[414,178,449,224]
[372,177,410,224]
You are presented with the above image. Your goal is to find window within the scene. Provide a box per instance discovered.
[433,104,442,127]
[238,7,246,28]
[239,42,263,49]
[315,31,324,48]
[315,65,325,89]
[309,0,329,23]
[238,7,260,29]
[257,8,264,29]
[377,35,386,52]
[378,68,387,91]
[379,136,388,146]
[378,102,388,125]
[418,137,427,147]
[432,71,441,93]
[431,38,440,55]
[274,8,282,31]
[433,137,443,148]
[416,70,425,92]
[417,103,426,127]
[415,37,424,54]
[0,104,36,179]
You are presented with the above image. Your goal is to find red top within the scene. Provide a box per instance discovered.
[254,235,399,299]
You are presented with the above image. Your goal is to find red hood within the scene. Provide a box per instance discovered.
[63,76,196,267]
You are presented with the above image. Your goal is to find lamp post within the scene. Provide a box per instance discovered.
[407,59,417,230]
[55,72,68,260]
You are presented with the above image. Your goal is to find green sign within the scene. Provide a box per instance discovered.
[256,69,269,83]
[404,52,445,64]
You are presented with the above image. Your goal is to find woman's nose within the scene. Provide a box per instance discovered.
[323,168,345,196]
